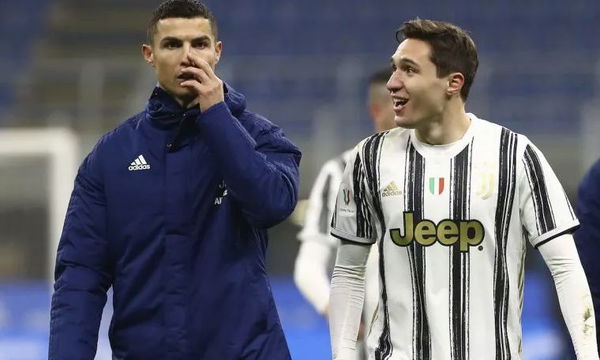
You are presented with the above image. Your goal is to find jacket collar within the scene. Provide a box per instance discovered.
[145,86,200,130]
[144,82,247,129]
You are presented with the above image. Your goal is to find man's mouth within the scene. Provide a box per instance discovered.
[393,97,409,109]
[177,73,194,81]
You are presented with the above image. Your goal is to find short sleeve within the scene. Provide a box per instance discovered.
[330,144,376,244]
[519,141,579,248]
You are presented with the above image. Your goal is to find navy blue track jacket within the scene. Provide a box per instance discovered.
[574,158,600,348]
[49,84,300,359]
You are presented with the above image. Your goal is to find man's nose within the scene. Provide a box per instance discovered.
[180,43,193,65]
[387,72,400,92]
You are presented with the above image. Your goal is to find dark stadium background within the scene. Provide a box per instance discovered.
[0,0,599,358]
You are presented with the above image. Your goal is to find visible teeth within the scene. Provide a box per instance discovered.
[395,98,408,106]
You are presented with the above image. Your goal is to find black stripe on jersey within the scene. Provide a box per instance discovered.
[399,139,431,360]
[517,235,526,325]
[352,152,371,239]
[534,226,580,249]
[352,153,374,239]
[563,190,575,219]
[449,142,472,360]
[318,173,332,234]
[494,128,518,360]
[358,132,392,360]
[331,197,337,229]
[523,144,556,235]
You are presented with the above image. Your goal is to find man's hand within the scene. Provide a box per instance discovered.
[179,53,224,112]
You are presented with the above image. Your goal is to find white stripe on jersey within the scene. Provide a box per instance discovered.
[331,114,578,360]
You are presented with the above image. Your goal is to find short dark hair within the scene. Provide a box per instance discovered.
[369,68,392,87]
[147,0,218,44]
[396,19,478,101]
[367,68,392,103]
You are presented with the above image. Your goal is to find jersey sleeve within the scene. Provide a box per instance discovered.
[330,144,377,244]
[519,140,579,248]
[297,158,344,247]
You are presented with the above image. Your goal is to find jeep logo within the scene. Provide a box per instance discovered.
[390,212,484,252]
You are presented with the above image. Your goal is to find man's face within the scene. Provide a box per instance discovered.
[387,38,449,129]
[142,17,222,103]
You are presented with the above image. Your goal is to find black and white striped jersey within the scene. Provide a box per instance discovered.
[331,114,578,360]
[298,150,352,247]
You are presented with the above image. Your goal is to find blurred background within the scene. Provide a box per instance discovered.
[0,0,599,359]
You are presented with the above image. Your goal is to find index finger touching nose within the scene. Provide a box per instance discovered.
[186,53,209,69]
[186,54,217,79]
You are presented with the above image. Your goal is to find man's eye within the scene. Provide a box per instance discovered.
[402,66,416,74]
[194,42,208,49]
[165,42,179,49]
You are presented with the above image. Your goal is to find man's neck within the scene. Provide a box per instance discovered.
[414,101,470,145]
[173,94,199,109]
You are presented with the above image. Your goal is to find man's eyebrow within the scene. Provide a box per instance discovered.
[192,35,211,42]
[399,58,420,67]
[390,57,419,67]
[160,36,181,44]
[159,35,211,43]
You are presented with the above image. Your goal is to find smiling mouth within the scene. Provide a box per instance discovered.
[394,98,408,107]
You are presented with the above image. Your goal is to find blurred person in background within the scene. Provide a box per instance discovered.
[48,1,300,359]
[293,68,396,359]
[328,19,598,360]
[575,158,600,348]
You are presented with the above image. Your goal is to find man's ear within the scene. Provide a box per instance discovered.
[447,72,465,97]
[142,44,154,67]
[214,41,223,65]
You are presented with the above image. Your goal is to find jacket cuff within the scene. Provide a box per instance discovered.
[198,101,229,122]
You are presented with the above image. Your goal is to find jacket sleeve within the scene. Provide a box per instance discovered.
[196,102,301,228]
[49,149,112,360]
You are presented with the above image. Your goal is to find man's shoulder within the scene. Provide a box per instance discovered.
[237,110,300,157]
[225,83,292,142]
[470,114,531,139]
[96,112,144,147]
[237,109,280,136]
[590,159,600,179]
[84,112,146,166]
[354,127,409,155]
[580,158,600,194]
[79,111,147,179]
[469,115,533,151]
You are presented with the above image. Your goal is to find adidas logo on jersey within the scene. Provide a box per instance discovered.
[389,212,484,252]
[382,181,402,197]
[128,155,151,171]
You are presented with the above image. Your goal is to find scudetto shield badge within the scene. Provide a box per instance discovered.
[428,177,445,195]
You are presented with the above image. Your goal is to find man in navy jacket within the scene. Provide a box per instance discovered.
[575,158,600,348]
[48,1,301,359]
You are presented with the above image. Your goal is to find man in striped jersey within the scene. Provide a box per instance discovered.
[329,19,598,360]
[294,68,395,359]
